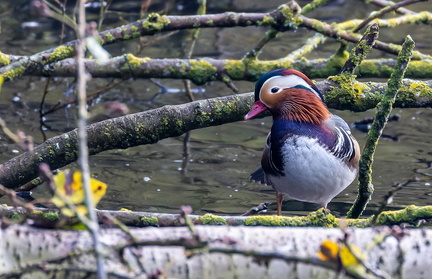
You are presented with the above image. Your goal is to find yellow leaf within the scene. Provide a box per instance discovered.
[317,240,339,263]
[340,245,364,266]
[317,240,365,266]
[318,240,369,277]
[51,169,107,217]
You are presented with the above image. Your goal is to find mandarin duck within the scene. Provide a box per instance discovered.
[244,69,360,215]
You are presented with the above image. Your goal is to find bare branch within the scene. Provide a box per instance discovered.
[354,0,427,32]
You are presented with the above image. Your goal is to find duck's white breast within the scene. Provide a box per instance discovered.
[269,136,357,207]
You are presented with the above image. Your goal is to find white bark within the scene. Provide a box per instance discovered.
[1,224,431,278]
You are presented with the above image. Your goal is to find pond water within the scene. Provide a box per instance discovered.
[0,0,431,216]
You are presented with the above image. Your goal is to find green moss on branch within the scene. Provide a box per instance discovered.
[348,35,415,218]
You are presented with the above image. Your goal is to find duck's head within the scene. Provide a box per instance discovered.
[244,69,329,124]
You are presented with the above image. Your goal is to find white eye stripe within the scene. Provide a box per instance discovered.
[260,75,319,96]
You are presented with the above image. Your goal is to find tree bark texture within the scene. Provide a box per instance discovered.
[0,224,430,278]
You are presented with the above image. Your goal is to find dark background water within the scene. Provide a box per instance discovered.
[0,0,431,216]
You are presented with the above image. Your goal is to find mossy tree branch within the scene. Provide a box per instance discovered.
[35,55,432,82]
[0,94,251,189]
[1,1,431,82]
[1,205,431,228]
[348,35,416,218]
[341,23,379,74]
[0,2,301,81]
[300,0,330,15]
[0,77,430,190]
[297,13,431,60]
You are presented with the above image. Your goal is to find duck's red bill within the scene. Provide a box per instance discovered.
[244,101,268,120]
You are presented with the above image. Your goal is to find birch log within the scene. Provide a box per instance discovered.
[0,224,430,278]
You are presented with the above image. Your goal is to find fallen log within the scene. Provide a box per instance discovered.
[1,224,429,278]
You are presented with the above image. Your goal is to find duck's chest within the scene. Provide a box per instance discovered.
[269,120,337,171]
[268,135,356,205]
[277,135,343,174]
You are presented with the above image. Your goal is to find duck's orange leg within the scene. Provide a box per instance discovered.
[276,192,284,216]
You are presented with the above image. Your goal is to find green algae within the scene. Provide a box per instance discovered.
[326,72,373,111]
[245,209,338,227]
[2,66,25,81]
[373,205,432,226]
[103,33,115,43]
[32,210,60,222]
[140,216,159,226]
[197,213,228,225]
[224,60,246,79]
[0,51,11,66]
[47,46,74,64]
[261,15,276,26]
[142,13,170,32]
[189,60,217,84]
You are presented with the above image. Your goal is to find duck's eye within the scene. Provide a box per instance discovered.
[270,87,280,94]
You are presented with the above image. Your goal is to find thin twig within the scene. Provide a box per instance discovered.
[0,185,36,213]
[0,118,20,143]
[354,0,426,32]
[76,0,107,277]
[97,0,113,32]
[340,233,391,279]
[244,1,305,60]
[41,79,124,116]
[370,180,414,225]
[38,75,55,141]
[179,1,206,174]
[221,74,239,93]
[368,0,419,15]
[243,28,279,59]
[301,0,330,15]
[282,33,327,62]
[203,247,365,279]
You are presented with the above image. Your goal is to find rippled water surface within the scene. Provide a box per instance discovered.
[0,0,431,216]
